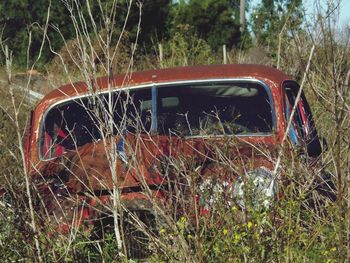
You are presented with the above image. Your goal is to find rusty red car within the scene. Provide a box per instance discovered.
[24,64,327,257]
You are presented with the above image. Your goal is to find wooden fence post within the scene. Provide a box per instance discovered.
[223,44,227,64]
[158,43,163,68]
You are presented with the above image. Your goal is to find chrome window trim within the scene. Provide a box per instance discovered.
[38,78,277,160]
[183,133,272,139]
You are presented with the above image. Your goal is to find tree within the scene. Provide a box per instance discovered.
[251,0,303,48]
[0,0,76,67]
[127,0,171,45]
[0,0,172,67]
[170,0,242,50]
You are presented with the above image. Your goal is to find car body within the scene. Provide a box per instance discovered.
[24,64,323,249]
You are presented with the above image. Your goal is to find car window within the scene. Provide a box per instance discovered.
[40,81,273,159]
[284,82,314,145]
[156,82,273,136]
[41,88,151,159]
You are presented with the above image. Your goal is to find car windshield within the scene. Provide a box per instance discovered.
[40,81,273,159]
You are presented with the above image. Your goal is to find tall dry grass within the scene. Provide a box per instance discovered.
[0,0,349,262]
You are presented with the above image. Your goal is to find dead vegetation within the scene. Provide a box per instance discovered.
[0,0,350,262]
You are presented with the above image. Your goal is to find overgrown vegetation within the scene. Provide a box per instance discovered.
[1,0,350,261]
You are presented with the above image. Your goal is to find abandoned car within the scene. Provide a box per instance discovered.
[24,64,328,256]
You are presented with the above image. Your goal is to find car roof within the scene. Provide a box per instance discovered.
[38,64,291,108]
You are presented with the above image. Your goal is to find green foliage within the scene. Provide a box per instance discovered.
[251,0,304,48]
[0,208,32,260]
[150,153,343,262]
[0,86,30,185]
[0,0,252,68]
[170,0,242,50]
[0,86,33,260]
[0,0,76,67]
[0,0,172,68]
[124,0,171,46]
[162,24,215,67]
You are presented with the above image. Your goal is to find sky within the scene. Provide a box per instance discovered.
[304,0,350,27]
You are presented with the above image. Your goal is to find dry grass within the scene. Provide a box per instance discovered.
[1,0,350,261]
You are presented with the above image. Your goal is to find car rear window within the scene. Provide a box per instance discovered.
[40,81,273,159]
